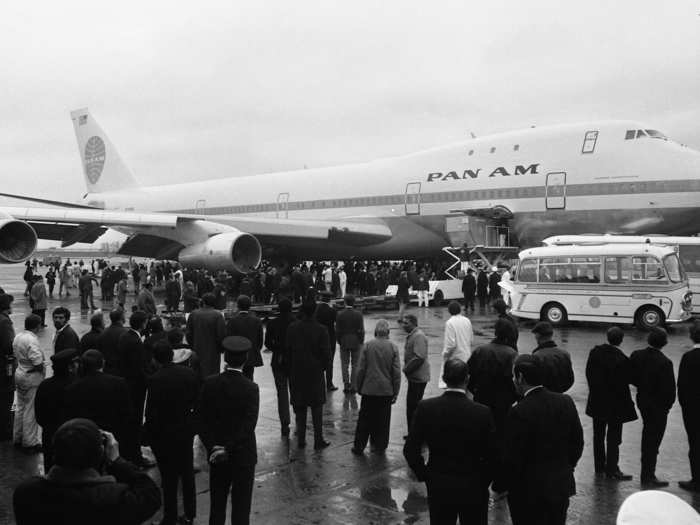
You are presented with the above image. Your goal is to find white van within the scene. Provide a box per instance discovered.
[504,243,692,329]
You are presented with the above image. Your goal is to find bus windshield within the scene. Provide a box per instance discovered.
[664,254,685,283]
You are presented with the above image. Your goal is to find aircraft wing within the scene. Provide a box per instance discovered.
[1,206,393,250]
[203,214,393,246]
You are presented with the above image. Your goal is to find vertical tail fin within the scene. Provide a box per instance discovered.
[70,108,140,193]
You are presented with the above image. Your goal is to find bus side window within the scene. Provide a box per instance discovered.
[572,257,600,283]
[632,256,667,282]
[518,259,537,282]
[605,257,631,283]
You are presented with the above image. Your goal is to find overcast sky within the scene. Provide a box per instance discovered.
[1,0,699,203]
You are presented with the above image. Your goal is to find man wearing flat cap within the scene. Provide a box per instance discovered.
[531,321,574,393]
[35,348,80,471]
[199,335,259,525]
[0,293,15,441]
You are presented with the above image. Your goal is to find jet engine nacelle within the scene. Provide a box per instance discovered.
[0,213,38,264]
[178,231,262,274]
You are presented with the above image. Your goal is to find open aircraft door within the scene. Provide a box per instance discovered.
[545,172,566,209]
[277,192,289,219]
[405,182,421,215]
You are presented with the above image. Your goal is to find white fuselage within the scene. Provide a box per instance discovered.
[85,120,700,259]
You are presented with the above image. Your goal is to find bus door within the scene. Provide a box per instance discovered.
[277,192,289,219]
[405,182,421,215]
[546,172,566,209]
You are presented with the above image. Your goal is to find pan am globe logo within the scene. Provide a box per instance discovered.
[84,136,106,184]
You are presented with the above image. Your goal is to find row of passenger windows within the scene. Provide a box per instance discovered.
[518,256,669,284]
[468,144,520,156]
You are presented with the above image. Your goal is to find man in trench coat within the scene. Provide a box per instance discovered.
[285,299,331,450]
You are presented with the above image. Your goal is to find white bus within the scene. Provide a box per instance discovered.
[504,243,692,329]
[543,235,700,314]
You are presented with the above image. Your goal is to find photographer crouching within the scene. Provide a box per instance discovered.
[13,418,161,525]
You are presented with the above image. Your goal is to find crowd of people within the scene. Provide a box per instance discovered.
[22,255,515,317]
[2,259,700,525]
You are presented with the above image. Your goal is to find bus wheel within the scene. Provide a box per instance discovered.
[541,302,567,326]
[433,290,445,306]
[636,306,665,330]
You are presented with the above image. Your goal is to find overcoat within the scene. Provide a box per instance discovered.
[185,306,226,379]
[585,343,637,423]
[285,318,330,407]
[226,312,264,368]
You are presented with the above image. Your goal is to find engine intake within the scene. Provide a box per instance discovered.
[178,231,261,274]
[0,220,38,264]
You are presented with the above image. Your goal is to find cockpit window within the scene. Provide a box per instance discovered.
[645,129,667,140]
[625,129,668,141]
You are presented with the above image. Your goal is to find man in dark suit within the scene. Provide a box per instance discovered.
[52,306,80,354]
[64,350,134,457]
[404,359,495,524]
[226,295,263,381]
[488,268,501,304]
[503,355,584,525]
[79,313,104,354]
[314,291,338,390]
[143,316,167,376]
[264,298,296,437]
[186,292,226,380]
[492,298,519,351]
[145,340,199,525]
[335,294,365,393]
[286,299,331,449]
[630,327,676,487]
[679,321,700,492]
[35,348,79,472]
[117,311,153,467]
[0,293,15,441]
[468,318,518,491]
[531,322,574,393]
[78,269,97,310]
[585,326,637,480]
[96,309,128,376]
[462,268,476,314]
[476,268,489,312]
[199,336,259,525]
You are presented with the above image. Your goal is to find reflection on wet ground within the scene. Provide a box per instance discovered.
[1,265,699,524]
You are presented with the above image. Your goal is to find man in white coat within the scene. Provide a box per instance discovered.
[338,266,347,298]
[500,266,512,305]
[441,301,473,388]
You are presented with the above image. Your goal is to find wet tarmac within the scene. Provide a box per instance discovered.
[1,264,700,524]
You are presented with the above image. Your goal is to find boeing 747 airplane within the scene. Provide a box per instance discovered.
[0,109,698,272]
